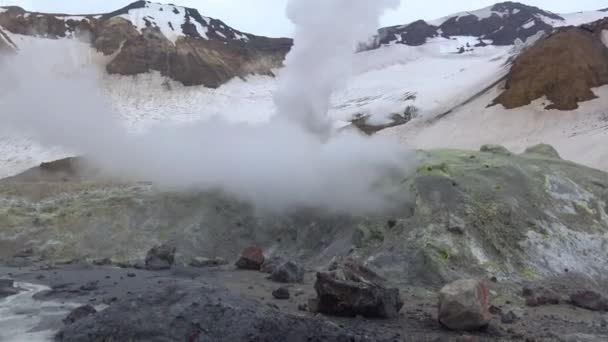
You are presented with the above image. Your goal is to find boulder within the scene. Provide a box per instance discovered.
[313,259,403,318]
[269,261,305,283]
[272,287,290,300]
[570,290,608,312]
[235,246,265,270]
[144,243,176,271]
[438,279,491,331]
[522,285,560,307]
[63,305,97,325]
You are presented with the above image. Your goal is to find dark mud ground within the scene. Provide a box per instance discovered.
[1,262,607,342]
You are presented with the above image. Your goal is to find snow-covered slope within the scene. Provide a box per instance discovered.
[381,85,608,171]
[112,1,251,43]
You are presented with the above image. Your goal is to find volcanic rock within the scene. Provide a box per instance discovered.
[272,286,290,300]
[313,259,403,318]
[494,18,608,110]
[235,246,265,270]
[63,305,97,325]
[438,279,491,331]
[144,243,176,270]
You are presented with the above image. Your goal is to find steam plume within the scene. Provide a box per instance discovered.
[0,0,410,214]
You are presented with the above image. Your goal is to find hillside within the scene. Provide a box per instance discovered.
[0,1,292,87]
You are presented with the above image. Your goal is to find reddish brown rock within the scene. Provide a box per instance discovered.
[235,246,265,270]
[494,18,608,110]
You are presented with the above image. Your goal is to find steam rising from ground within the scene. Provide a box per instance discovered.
[0,0,410,213]
[274,0,400,138]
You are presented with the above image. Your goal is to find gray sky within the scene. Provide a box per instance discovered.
[0,0,605,37]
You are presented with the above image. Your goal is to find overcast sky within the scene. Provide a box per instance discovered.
[0,0,605,37]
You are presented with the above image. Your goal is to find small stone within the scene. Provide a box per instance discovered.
[438,279,491,331]
[297,303,308,311]
[127,273,136,278]
[63,305,97,325]
[272,287,290,300]
[235,246,265,270]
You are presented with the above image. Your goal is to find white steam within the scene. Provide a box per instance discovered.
[274,0,400,138]
[0,0,410,213]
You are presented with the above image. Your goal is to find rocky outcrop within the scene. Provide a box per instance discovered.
[438,279,491,331]
[0,1,292,88]
[312,259,403,318]
[439,2,560,46]
[371,1,568,48]
[494,18,608,110]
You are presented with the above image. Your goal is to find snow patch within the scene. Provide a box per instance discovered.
[602,30,608,48]
[522,20,535,29]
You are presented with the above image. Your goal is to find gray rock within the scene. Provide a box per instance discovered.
[63,305,97,325]
[313,259,403,318]
[144,243,176,271]
[438,279,491,331]
[269,261,305,283]
[272,287,290,300]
